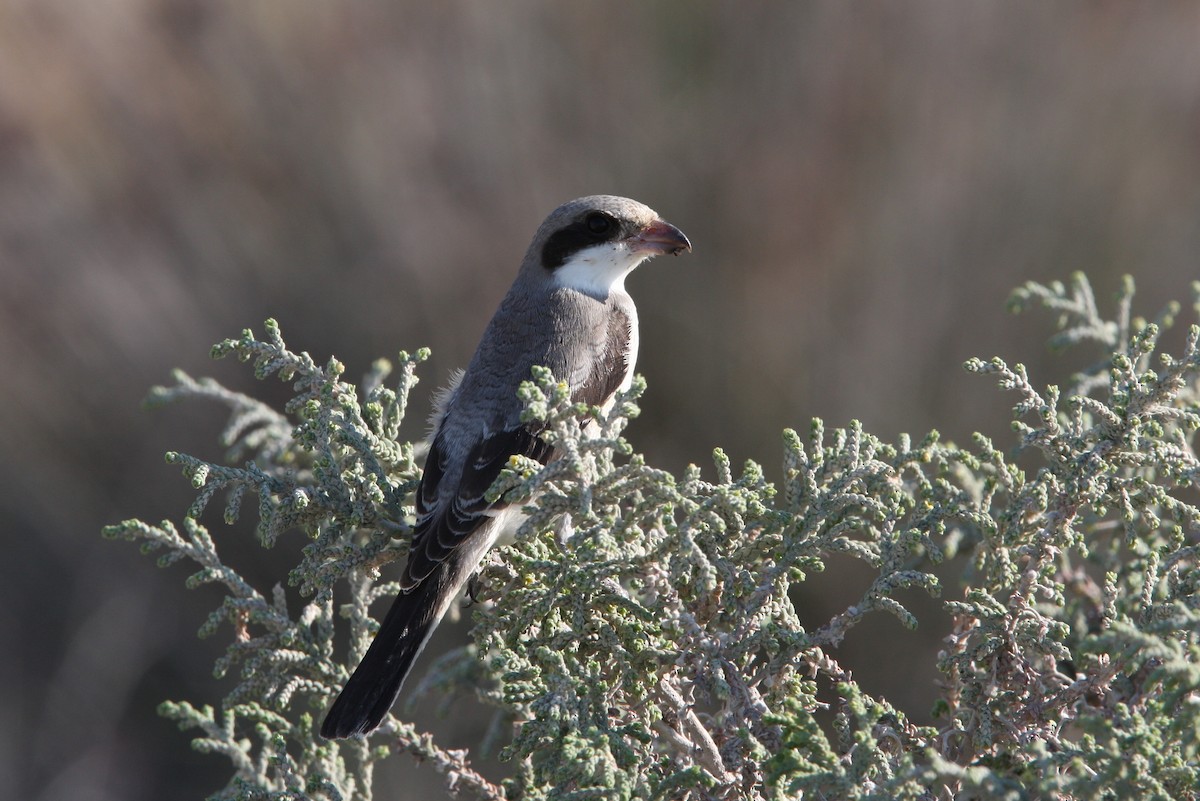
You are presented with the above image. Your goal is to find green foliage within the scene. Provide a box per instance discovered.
[106,274,1200,800]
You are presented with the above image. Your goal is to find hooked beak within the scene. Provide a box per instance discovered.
[628,218,692,257]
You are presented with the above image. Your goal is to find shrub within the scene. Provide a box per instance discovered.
[106,273,1200,800]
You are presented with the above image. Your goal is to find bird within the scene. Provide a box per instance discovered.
[320,195,691,738]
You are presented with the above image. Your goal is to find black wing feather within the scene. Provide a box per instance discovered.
[401,425,556,589]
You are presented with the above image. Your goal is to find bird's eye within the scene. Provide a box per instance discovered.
[585,212,613,236]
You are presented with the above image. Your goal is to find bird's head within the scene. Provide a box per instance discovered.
[525,195,691,298]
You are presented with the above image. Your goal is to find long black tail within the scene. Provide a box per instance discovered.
[320,567,449,738]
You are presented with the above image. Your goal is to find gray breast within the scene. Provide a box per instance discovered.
[572,298,636,409]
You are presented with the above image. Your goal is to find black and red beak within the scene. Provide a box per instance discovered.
[628,219,691,257]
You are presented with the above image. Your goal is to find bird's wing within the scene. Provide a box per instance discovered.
[401,303,633,590]
[401,424,556,589]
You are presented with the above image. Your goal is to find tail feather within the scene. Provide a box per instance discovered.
[321,570,448,739]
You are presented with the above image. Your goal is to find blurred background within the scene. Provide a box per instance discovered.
[4,2,1200,798]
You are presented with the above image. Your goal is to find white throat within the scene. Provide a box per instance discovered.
[551,243,648,298]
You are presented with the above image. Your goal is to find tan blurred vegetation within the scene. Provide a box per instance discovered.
[3,2,1199,799]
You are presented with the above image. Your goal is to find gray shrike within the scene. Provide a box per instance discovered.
[321,195,690,738]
